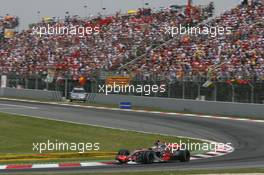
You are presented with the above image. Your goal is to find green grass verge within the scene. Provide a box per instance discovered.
[0,113,204,164]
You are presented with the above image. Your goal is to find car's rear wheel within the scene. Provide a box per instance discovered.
[179,150,190,162]
[141,151,155,164]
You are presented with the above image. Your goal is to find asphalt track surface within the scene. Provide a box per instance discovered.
[0,99,263,174]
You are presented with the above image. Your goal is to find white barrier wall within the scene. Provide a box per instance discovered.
[91,94,264,118]
[0,89,262,118]
[0,88,62,101]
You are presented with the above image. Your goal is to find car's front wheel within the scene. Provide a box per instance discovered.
[116,149,130,164]
[117,149,130,156]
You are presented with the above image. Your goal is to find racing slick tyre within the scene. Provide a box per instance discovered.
[141,151,155,164]
[179,150,190,162]
[117,149,130,156]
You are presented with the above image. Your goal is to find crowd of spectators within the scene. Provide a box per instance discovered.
[127,0,264,82]
[4,1,263,83]
[0,4,209,80]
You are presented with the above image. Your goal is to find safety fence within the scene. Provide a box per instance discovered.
[3,75,264,104]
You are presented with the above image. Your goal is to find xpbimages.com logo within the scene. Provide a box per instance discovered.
[32,24,100,37]
[165,24,232,38]
[98,83,166,95]
[32,140,100,153]
[163,140,233,153]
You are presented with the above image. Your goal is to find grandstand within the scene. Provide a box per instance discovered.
[0,0,263,103]
[124,0,264,83]
[0,3,212,79]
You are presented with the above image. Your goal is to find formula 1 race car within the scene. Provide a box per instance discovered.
[116,141,190,164]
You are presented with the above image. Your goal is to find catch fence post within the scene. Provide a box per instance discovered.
[35,76,38,89]
[182,81,185,99]
[214,83,217,101]
[167,83,171,98]
[64,78,68,98]
[25,78,29,89]
[231,84,235,102]
[249,83,254,103]
[197,82,201,99]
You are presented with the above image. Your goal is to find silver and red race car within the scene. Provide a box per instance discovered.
[116,140,190,164]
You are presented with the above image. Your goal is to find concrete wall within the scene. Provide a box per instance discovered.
[90,93,264,118]
[0,88,62,101]
[0,88,262,118]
